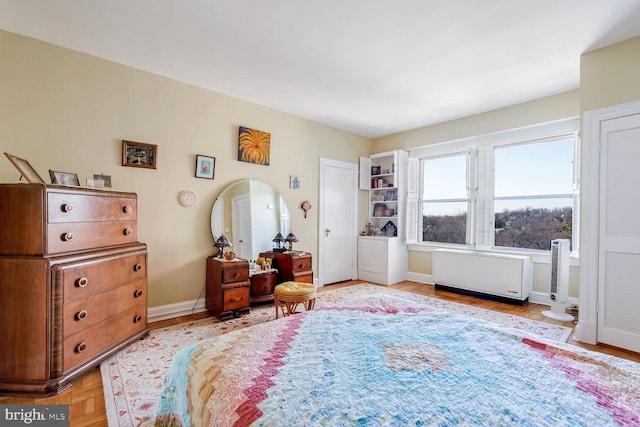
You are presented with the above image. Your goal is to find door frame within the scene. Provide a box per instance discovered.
[578,99,640,344]
[318,158,359,286]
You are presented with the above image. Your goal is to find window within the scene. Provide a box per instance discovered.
[411,119,579,253]
[493,139,574,250]
[420,153,468,245]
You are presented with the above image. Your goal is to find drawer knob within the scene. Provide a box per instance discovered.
[62,203,75,213]
[75,342,87,353]
[133,314,142,323]
[75,310,88,321]
[123,228,133,236]
[62,232,74,241]
[76,277,88,287]
[230,296,244,303]
[123,205,132,214]
[133,263,143,272]
[133,289,143,298]
[233,272,240,279]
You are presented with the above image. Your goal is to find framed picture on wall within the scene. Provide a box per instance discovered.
[122,140,157,169]
[195,154,215,179]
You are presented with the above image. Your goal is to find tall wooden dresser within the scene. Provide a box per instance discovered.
[0,184,149,396]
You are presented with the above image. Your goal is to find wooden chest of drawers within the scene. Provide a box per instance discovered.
[205,256,250,320]
[274,252,313,283]
[0,184,148,396]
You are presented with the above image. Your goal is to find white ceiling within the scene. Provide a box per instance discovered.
[2,0,640,138]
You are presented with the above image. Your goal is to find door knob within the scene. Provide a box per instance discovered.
[325,228,331,237]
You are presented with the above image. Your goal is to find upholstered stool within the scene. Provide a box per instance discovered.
[274,281,317,319]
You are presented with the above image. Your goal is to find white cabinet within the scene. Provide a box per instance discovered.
[357,236,407,285]
[358,150,408,285]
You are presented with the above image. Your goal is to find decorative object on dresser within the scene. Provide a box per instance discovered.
[284,231,299,251]
[213,234,232,257]
[273,251,313,284]
[49,169,80,186]
[3,152,46,184]
[0,183,149,396]
[272,233,285,252]
[205,256,250,320]
[122,140,157,169]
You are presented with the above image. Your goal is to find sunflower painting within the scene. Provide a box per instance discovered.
[238,126,270,166]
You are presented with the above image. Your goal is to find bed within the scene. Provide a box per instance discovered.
[152,294,640,426]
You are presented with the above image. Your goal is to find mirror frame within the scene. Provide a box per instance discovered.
[210,179,290,260]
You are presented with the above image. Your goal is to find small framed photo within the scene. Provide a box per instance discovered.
[195,154,215,179]
[385,190,397,201]
[3,152,46,183]
[122,140,157,169]
[49,170,80,186]
[93,174,112,188]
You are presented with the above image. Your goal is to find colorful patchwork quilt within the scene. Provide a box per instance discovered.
[152,295,640,426]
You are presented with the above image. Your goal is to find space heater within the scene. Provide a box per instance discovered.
[542,239,574,321]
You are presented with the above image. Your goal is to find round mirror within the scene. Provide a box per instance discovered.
[211,179,290,261]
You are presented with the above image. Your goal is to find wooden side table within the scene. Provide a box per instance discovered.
[205,256,250,320]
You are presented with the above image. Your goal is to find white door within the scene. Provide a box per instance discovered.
[319,158,358,285]
[597,113,640,353]
[231,194,252,260]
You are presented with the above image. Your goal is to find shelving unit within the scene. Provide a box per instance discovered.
[358,150,408,285]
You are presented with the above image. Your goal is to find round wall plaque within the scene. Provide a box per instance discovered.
[179,190,197,207]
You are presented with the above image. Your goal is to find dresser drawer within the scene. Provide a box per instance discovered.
[48,192,137,223]
[63,305,147,373]
[291,255,312,273]
[47,221,137,253]
[222,265,249,283]
[56,248,147,302]
[222,288,249,311]
[62,279,147,338]
[293,272,313,284]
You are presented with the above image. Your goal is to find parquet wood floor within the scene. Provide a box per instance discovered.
[1,280,638,426]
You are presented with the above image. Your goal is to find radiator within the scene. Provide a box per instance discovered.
[432,249,532,302]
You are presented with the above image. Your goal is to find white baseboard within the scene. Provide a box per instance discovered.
[148,297,207,323]
[406,272,433,284]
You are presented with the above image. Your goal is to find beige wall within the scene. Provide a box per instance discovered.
[377,91,581,296]
[581,35,640,114]
[0,30,371,307]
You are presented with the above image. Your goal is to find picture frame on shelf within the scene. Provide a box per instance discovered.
[3,152,46,183]
[384,189,396,201]
[373,203,387,217]
[195,154,215,179]
[122,140,157,169]
[49,170,80,186]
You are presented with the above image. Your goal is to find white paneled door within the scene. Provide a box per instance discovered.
[597,113,640,353]
[319,158,358,286]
